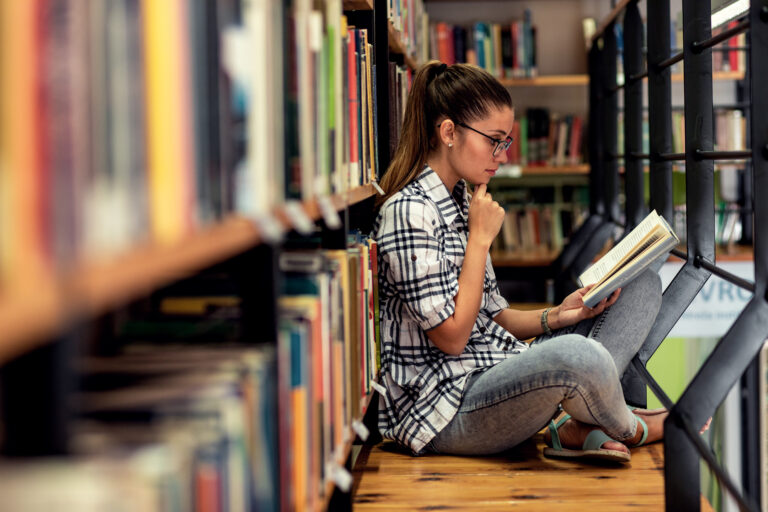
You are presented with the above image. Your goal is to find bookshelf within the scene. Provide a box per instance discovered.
[0,0,421,509]
[0,185,377,366]
[498,70,745,87]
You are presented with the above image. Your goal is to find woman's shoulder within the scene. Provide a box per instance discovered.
[374,185,438,236]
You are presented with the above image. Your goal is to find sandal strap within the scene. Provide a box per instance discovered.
[547,414,571,451]
[582,429,616,451]
[630,414,648,447]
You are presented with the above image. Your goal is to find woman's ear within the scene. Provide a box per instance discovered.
[438,119,455,148]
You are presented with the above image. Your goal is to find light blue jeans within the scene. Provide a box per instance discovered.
[427,269,662,455]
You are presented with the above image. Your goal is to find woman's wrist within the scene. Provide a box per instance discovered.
[467,233,492,252]
[547,306,561,330]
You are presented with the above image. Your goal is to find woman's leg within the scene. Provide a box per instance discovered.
[534,269,662,375]
[427,335,636,455]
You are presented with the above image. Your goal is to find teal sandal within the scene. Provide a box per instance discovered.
[543,414,631,463]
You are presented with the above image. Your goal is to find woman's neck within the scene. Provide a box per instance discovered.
[425,149,459,191]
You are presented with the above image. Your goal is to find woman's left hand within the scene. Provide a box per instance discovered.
[555,286,621,328]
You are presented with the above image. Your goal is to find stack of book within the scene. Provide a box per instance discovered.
[501,108,585,169]
[428,10,538,79]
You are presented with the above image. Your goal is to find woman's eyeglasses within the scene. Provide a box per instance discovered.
[456,122,513,157]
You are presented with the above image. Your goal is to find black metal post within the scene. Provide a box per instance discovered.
[623,1,644,231]
[601,22,620,224]
[744,2,768,507]
[665,0,717,508]
[647,0,674,221]
[589,44,606,218]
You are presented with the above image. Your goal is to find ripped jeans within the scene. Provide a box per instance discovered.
[426,269,662,455]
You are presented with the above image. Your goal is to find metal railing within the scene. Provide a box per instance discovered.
[588,1,768,510]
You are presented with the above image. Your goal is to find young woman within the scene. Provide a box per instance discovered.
[372,61,667,463]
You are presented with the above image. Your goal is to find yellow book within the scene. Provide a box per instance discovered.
[0,2,47,289]
[142,0,195,243]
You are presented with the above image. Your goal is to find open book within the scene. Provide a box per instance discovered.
[578,210,679,308]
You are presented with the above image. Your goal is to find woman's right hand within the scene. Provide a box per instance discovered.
[467,184,506,249]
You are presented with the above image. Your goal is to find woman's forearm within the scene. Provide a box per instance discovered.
[425,235,490,355]
[493,306,562,340]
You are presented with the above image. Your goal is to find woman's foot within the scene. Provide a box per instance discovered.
[544,414,630,454]
[544,409,669,451]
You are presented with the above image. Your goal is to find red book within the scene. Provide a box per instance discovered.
[347,27,360,184]
[727,20,739,72]
[436,22,452,64]
[569,116,583,165]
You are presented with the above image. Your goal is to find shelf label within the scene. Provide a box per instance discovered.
[284,201,314,235]
[370,381,387,396]
[318,196,342,230]
[352,419,370,441]
[372,181,385,195]
[250,214,283,243]
[329,462,353,492]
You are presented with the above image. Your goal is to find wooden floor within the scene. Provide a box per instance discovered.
[352,433,714,511]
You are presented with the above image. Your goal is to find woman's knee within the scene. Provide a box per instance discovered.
[545,334,616,376]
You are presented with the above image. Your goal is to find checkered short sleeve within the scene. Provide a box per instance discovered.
[377,196,458,331]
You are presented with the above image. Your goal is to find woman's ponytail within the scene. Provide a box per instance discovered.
[375,60,512,208]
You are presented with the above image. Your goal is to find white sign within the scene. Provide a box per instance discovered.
[659,261,754,338]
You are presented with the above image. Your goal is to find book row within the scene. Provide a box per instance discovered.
[491,203,589,256]
[0,0,404,291]
[429,12,538,79]
[617,109,747,160]
[502,109,586,168]
[387,0,429,64]
[0,239,381,512]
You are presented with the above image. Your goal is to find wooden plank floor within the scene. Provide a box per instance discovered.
[352,433,714,511]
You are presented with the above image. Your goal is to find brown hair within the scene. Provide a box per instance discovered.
[375,61,513,207]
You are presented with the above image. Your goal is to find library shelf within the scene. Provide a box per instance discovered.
[491,248,560,267]
[0,184,378,366]
[343,0,373,10]
[321,387,377,510]
[520,164,590,175]
[673,70,746,82]
[496,71,742,89]
[499,74,589,87]
[387,21,419,70]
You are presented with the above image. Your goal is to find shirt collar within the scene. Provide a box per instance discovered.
[415,165,469,226]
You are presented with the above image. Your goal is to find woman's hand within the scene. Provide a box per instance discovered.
[552,286,621,329]
[467,184,505,249]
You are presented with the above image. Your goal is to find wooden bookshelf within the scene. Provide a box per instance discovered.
[667,243,755,262]
[674,70,746,82]
[343,0,373,10]
[0,185,377,366]
[521,164,590,175]
[499,74,589,87]
[387,21,419,70]
[497,70,743,89]
[491,248,560,267]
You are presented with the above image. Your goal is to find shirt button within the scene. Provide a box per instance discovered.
[479,326,487,334]
[411,254,417,261]
[484,286,491,293]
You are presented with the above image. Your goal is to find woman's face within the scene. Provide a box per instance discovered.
[451,106,515,186]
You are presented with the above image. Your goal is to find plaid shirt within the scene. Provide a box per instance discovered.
[372,166,528,454]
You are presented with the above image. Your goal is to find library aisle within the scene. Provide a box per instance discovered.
[352,435,715,511]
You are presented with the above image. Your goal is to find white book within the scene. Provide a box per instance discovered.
[578,210,679,307]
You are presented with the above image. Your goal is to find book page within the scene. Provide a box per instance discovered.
[578,210,661,286]
[581,221,679,307]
